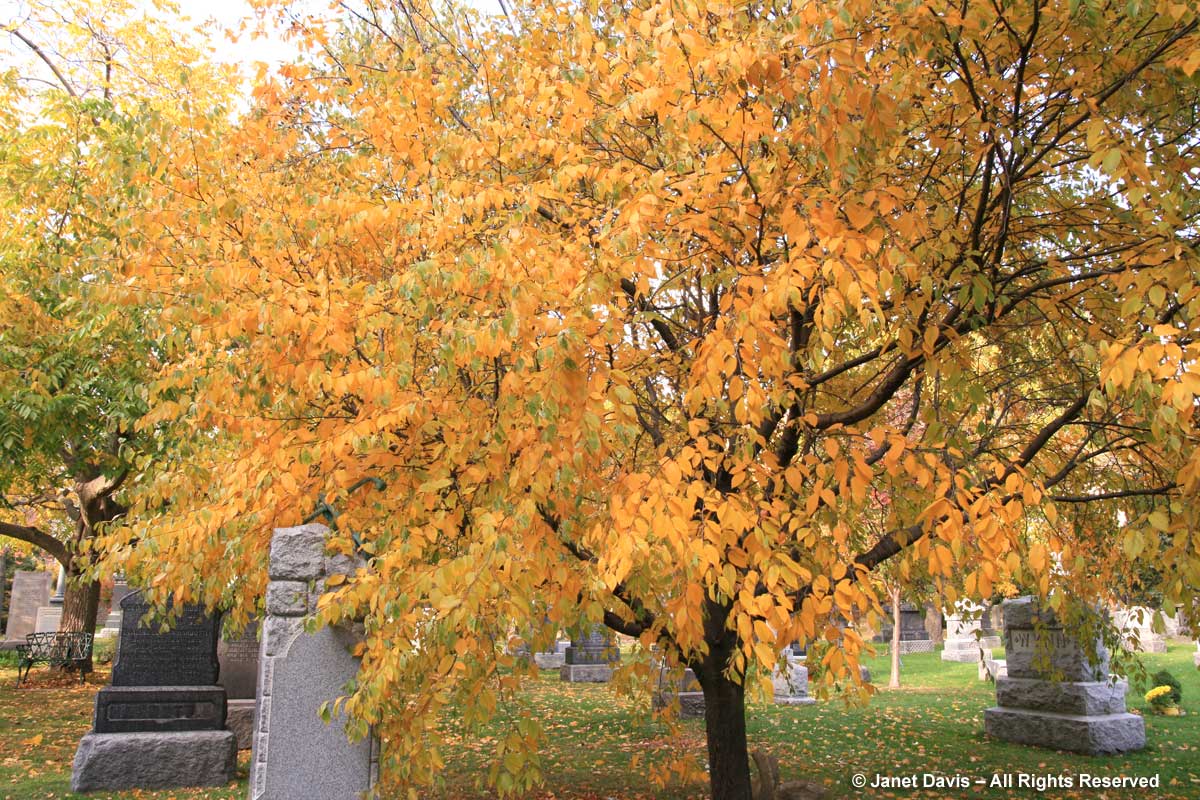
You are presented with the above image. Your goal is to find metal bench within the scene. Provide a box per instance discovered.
[14,631,94,687]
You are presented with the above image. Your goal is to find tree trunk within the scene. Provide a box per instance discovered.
[925,603,943,645]
[59,566,101,673]
[695,663,753,800]
[690,593,753,800]
[889,586,901,689]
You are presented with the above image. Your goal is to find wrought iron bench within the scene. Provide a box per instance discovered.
[14,631,94,687]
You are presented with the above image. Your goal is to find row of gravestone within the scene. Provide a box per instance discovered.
[2,571,133,647]
[64,522,1167,796]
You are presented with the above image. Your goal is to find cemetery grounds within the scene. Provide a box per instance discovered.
[0,645,1197,799]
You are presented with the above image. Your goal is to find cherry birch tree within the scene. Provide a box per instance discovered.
[115,0,1199,797]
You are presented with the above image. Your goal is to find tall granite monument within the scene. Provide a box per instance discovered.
[983,597,1144,755]
[250,523,378,800]
[71,590,237,791]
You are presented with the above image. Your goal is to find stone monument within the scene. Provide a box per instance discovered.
[560,623,619,682]
[983,597,1144,755]
[942,602,991,663]
[773,653,816,706]
[250,523,378,800]
[533,639,569,670]
[70,590,237,791]
[653,664,705,718]
[881,602,933,653]
[34,564,66,633]
[979,603,1002,649]
[2,570,52,648]
[218,618,261,749]
[97,578,133,639]
[1113,606,1168,653]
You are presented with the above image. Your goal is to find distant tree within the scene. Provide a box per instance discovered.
[0,0,233,655]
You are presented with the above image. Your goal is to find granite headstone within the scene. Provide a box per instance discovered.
[653,664,705,718]
[983,597,1144,755]
[112,591,221,686]
[2,570,52,648]
[249,523,377,800]
[219,619,261,749]
[561,624,619,682]
[773,654,816,706]
[72,590,236,792]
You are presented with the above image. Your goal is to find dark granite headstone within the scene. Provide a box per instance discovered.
[113,591,221,687]
[217,619,260,700]
[564,625,619,665]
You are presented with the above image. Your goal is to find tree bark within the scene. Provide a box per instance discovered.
[692,594,753,800]
[696,663,753,800]
[889,586,901,689]
[925,603,943,645]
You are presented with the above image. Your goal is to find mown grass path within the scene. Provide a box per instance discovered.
[1,645,1197,798]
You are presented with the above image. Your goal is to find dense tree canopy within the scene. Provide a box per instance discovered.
[78,0,1200,797]
[0,0,234,640]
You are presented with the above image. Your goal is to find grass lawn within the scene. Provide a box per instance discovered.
[2,644,1198,799]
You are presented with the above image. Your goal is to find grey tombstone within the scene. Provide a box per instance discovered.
[2,570,52,648]
[1114,606,1168,653]
[34,565,66,633]
[219,619,261,750]
[983,597,1144,755]
[250,523,377,800]
[533,640,567,670]
[979,603,1002,649]
[653,664,705,718]
[942,602,992,663]
[560,623,619,682]
[97,579,133,639]
[772,654,816,706]
[71,590,236,792]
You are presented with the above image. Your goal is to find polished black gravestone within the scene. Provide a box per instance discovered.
[112,591,221,686]
[72,590,236,792]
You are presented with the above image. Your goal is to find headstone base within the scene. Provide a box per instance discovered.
[560,664,612,682]
[70,730,237,792]
[941,640,984,662]
[995,677,1128,716]
[226,699,256,750]
[93,686,227,733]
[983,707,1145,755]
[652,691,706,717]
[533,652,565,669]
[979,657,1005,681]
